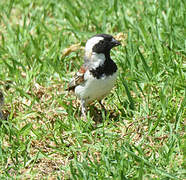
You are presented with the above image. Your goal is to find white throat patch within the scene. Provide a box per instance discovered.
[85,36,103,58]
[90,53,105,68]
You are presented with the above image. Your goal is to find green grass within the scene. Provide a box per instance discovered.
[0,0,185,179]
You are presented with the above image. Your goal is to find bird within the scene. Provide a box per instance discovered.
[67,34,121,119]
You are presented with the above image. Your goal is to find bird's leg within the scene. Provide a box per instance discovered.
[98,100,107,115]
[81,99,87,120]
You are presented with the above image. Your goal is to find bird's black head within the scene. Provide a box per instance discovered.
[85,34,121,57]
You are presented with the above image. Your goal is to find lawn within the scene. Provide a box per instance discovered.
[0,0,185,179]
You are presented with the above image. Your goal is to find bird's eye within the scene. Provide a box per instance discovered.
[99,41,104,45]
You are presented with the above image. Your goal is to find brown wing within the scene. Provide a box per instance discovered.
[67,65,87,91]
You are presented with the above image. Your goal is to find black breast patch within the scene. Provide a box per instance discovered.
[90,59,117,79]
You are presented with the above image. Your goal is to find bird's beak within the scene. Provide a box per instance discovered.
[111,38,121,47]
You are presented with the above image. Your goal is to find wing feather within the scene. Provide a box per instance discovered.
[67,65,87,91]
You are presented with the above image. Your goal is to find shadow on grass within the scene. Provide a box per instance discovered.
[88,105,122,124]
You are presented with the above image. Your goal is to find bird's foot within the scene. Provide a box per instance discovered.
[81,99,87,121]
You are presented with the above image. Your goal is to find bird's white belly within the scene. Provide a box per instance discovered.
[75,72,117,104]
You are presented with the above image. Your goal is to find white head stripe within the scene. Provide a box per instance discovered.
[85,36,104,53]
